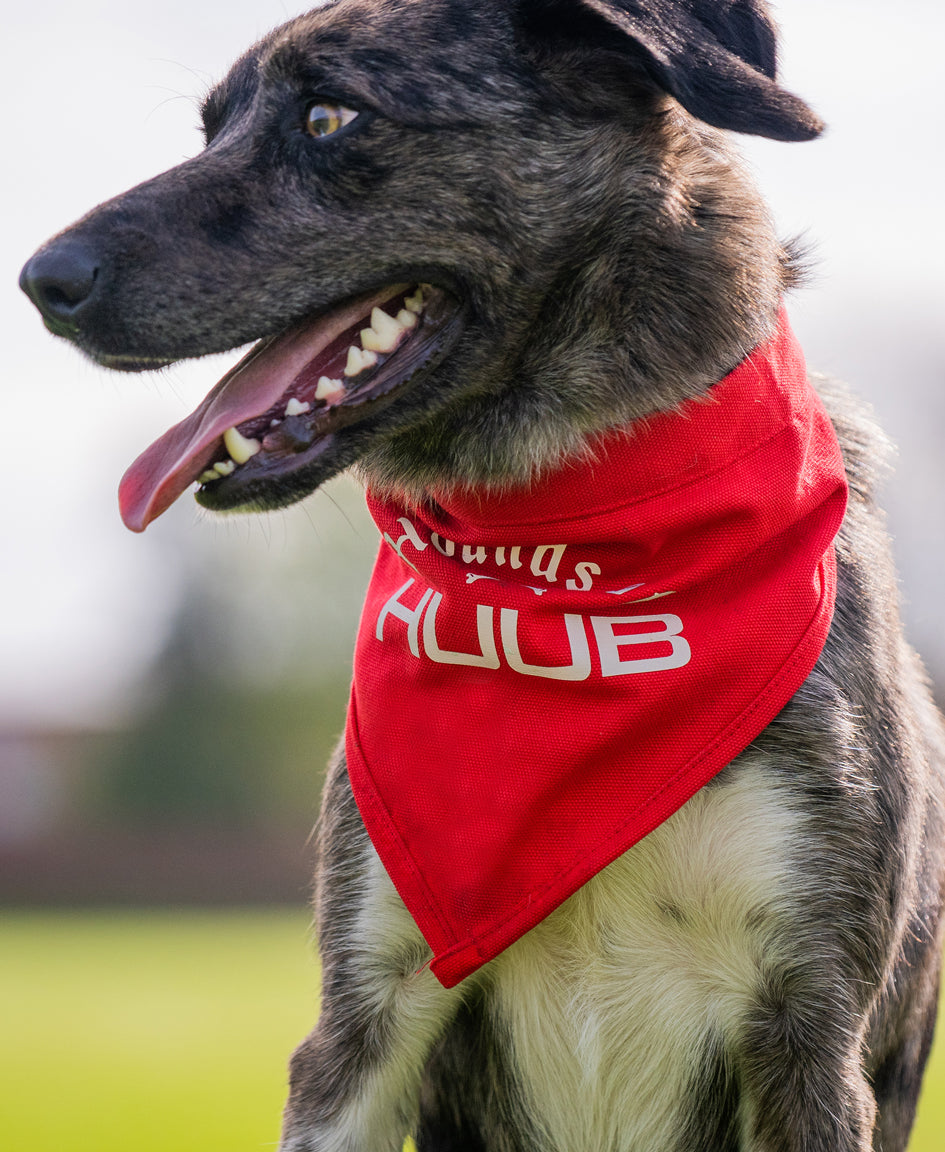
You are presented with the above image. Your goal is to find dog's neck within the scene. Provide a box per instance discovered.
[358,115,792,504]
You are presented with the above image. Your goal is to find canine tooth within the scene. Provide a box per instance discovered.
[396,308,418,329]
[360,307,405,353]
[223,426,262,464]
[315,376,345,401]
[404,289,425,314]
[344,346,378,376]
[285,398,311,416]
[214,460,236,476]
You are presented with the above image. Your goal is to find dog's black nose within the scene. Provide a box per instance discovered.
[19,242,100,331]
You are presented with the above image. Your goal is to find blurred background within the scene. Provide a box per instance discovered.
[1,1,943,1149]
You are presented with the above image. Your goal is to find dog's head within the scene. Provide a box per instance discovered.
[19,0,822,530]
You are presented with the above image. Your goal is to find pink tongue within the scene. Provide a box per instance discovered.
[118,287,404,532]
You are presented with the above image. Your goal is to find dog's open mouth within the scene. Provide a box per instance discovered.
[118,283,461,531]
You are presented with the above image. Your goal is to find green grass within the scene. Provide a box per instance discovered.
[0,910,943,1150]
[0,911,318,1152]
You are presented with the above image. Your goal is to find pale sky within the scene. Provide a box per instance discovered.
[3,0,944,726]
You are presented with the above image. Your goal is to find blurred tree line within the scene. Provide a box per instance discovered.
[0,479,379,904]
[95,477,379,830]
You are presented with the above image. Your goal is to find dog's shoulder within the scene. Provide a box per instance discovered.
[812,372,893,509]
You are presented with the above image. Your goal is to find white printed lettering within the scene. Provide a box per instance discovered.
[374,583,690,681]
[627,590,677,604]
[566,562,602,592]
[462,544,487,565]
[423,593,500,668]
[499,609,592,681]
[530,544,566,583]
[375,579,434,658]
[590,614,691,676]
[383,518,430,572]
[430,533,455,557]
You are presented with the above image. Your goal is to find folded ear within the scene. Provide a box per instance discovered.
[523,0,824,142]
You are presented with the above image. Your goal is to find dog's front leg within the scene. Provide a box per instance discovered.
[737,1001,879,1152]
[281,748,464,1152]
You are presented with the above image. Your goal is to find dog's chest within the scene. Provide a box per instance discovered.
[488,757,807,1152]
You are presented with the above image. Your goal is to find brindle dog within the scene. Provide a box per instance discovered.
[19,1,945,1149]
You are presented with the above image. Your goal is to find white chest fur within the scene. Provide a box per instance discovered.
[488,756,807,1152]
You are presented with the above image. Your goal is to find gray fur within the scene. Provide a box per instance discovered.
[18,1,945,1149]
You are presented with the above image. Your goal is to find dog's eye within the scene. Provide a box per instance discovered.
[305,102,358,139]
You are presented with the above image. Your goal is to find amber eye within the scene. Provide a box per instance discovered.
[305,102,358,138]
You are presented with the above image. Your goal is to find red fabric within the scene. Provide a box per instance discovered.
[345,311,848,987]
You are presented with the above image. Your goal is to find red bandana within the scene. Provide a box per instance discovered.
[345,311,847,987]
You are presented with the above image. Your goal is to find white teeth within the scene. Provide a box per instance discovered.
[199,469,219,484]
[284,397,311,416]
[223,426,261,464]
[404,289,425,314]
[344,345,378,376]
[396,308,418,329]
[214,459,237,477]
[315,376,345,401]
[360,307,405,353]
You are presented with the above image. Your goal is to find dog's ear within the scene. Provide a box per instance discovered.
[518,0,824,142]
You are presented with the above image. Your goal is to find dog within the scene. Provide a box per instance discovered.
[19,1,945,1149]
